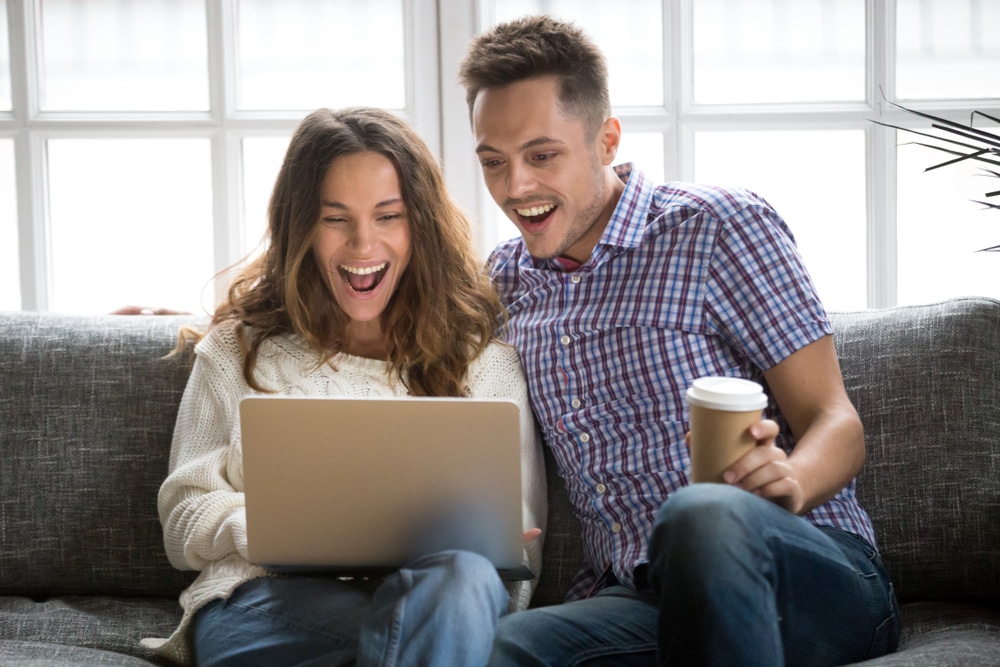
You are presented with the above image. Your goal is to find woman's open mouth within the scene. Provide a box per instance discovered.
[338,262,388,293]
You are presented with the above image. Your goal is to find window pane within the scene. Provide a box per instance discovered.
[40,0,209,111]
[492,0,663,107]
[896,140,1000,305]
[242,136,291,257]
[0,139,18,309]
[0,1,10,110]
[897,0,1000,100]
[619,131,665,185]
[47,139,214,314]
[237,0,405,111]
[694,130,867,311]
[693,0,865,104]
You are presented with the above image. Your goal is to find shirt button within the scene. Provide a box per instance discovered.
[579,433,590,443]
[560,335,571,346]
[571,398,581,409]
[595,483,607,494]
[611,522,622,533]
[570,275,582,284]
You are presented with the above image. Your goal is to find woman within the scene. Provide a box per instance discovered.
[141,107,545,666]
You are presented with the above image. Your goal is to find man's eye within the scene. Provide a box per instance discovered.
[481,158,503,168]
[533,152,554,162]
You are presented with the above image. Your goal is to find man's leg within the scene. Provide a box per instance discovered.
[359,549,509,667]
[647,484,900,667]
[489,586,659,667]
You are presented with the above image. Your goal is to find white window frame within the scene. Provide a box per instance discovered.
[440,0,1000,309]
[6,0,998,311]
[4,0,439,311]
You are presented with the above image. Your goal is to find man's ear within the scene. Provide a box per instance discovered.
[598,116,622,166]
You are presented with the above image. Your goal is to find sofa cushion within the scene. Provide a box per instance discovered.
[830,297,1000,606]
[0,313,199,598]
[0,595,181,665]
[855,601,1000,665]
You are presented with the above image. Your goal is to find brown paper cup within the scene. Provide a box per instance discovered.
[686,377,768,484]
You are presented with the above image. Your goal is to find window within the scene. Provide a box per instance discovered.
[1,0,437,313]
[442,0,1000,311]
[4,1,999,312]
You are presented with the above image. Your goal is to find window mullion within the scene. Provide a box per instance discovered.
[867,0,897,308]
[206,0,239,307]
[440,0,487,254]
[671,0,688,182]
[10,0,46,311]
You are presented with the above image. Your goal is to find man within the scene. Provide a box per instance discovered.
[459,15,899,666]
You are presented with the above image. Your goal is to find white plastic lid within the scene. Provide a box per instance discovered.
[685,376,768,412]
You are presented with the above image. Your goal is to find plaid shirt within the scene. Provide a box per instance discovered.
[489,164,877,600]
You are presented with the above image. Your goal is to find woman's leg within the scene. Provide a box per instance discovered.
[359,549,509,667]
[195,550,508,667]
[193,576,371,667]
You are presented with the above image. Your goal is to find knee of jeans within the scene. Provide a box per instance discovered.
[414,550,505,606]
[439,549,499,583]
[653,484,761,547]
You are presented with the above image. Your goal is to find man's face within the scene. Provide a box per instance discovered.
[472,76,619,263]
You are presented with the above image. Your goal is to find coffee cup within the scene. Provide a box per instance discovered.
[685,376,768,483]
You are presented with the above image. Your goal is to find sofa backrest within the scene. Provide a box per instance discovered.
[3,299,998,607]
[831,297,1000,607]
[0,312,199,598]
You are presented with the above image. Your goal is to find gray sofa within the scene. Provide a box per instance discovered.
[2,297,999,665]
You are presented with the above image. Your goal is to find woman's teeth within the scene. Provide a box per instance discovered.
[339,262,388,292]
[340,262,387,276]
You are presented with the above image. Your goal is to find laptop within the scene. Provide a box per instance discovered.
[239,395,534,580]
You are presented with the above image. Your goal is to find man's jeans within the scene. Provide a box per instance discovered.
[193,550,508,667]
[491,484,899,666]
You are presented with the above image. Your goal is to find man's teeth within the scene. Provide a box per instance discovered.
[516,203,555,217]
[340,262,387,275]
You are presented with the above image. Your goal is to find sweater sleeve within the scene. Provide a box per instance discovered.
[467,342,547,611]
[158,327,252,572]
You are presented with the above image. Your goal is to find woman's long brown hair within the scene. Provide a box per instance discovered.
[192,107,502,397]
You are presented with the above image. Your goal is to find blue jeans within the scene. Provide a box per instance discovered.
[194,550,508,667]
[490,484,899,666]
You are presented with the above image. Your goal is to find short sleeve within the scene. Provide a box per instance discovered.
[704,198,832,370]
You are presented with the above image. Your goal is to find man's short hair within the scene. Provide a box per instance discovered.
[458,15,611,137]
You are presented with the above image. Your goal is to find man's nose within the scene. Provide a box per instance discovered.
[505,161,536,199]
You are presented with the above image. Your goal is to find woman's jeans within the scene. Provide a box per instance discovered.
[490,484,900,666]
[193,550,508,667]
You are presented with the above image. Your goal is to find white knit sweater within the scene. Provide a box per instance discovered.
[141,323,546,664]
